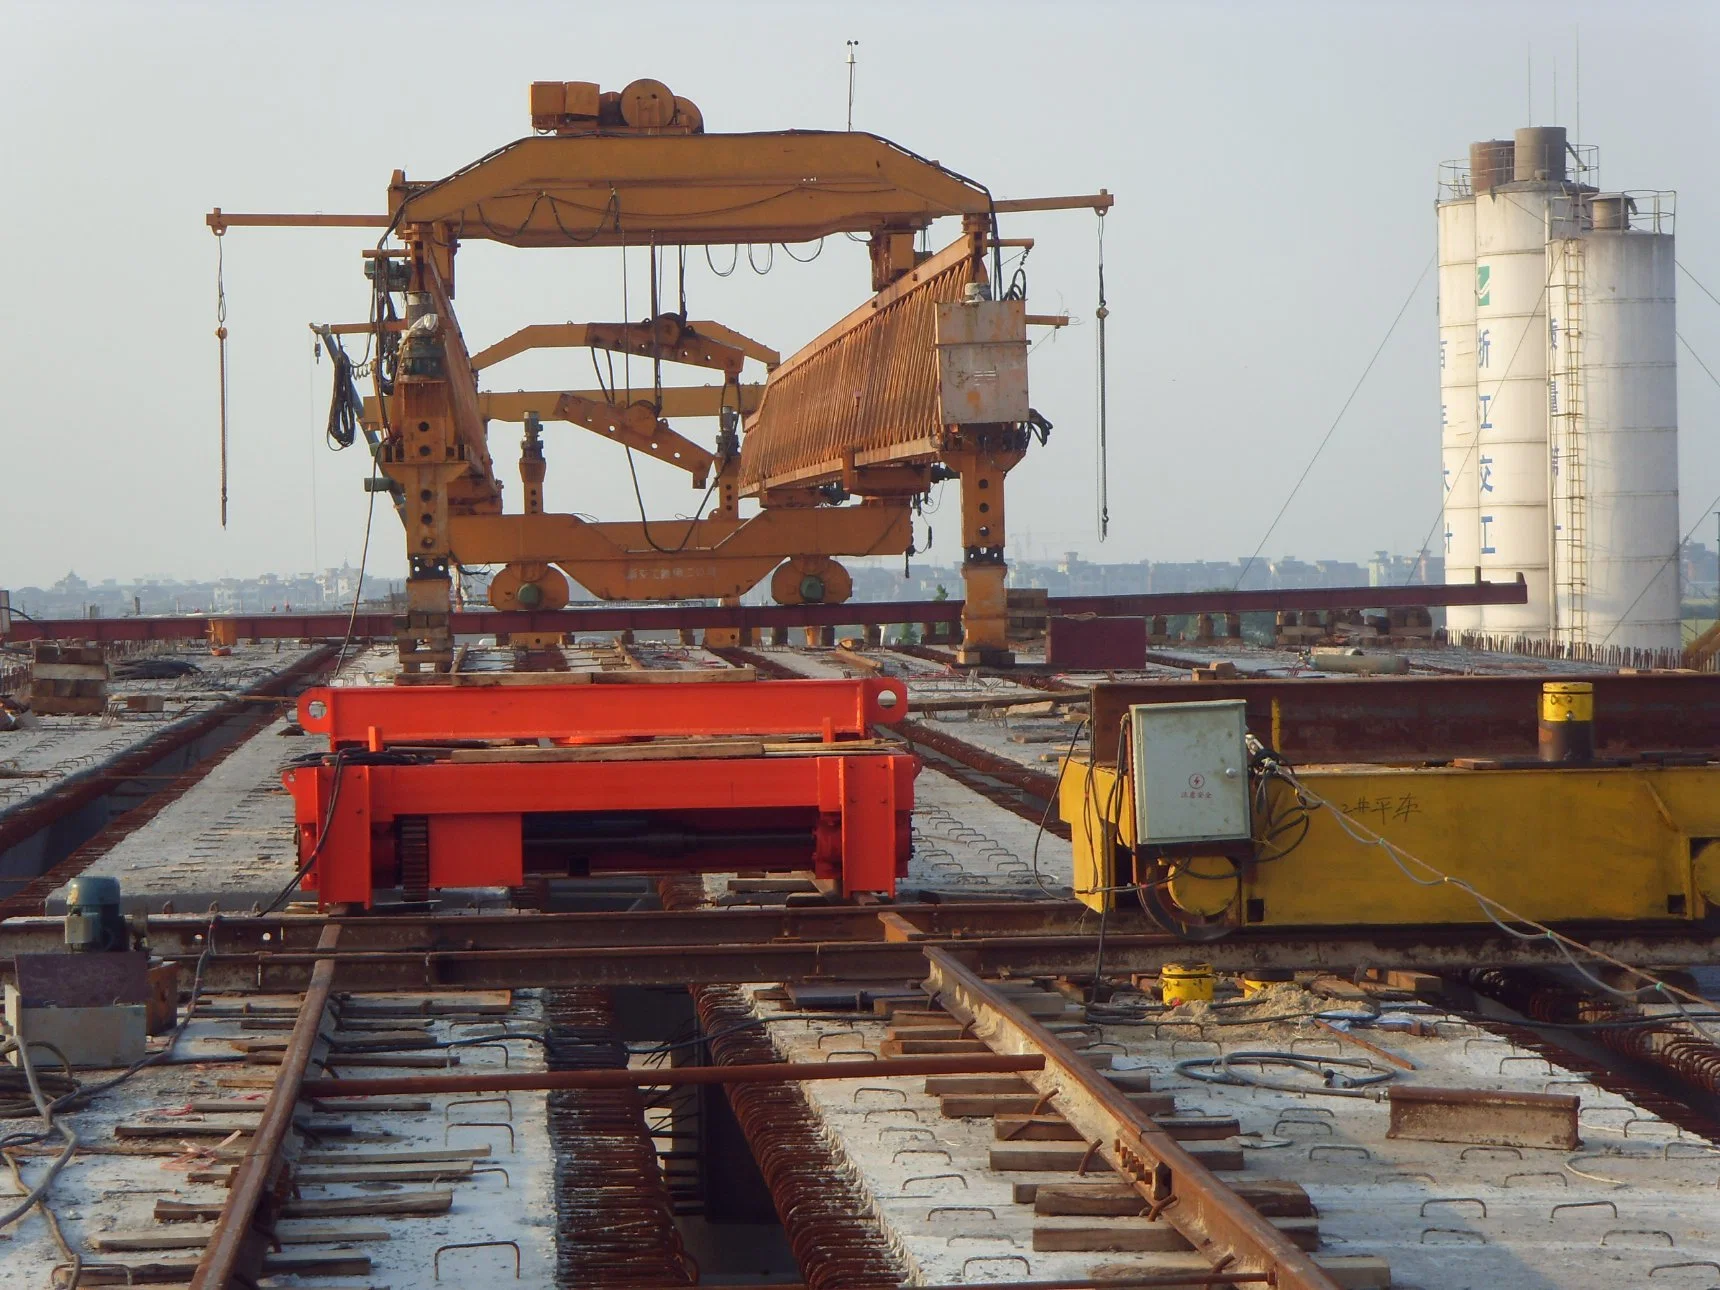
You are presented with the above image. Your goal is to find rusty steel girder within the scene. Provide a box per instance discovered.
[2,578,1531,644]
[1087,672,1720,764]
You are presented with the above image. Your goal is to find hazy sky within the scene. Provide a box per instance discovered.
[5,0,1719,588]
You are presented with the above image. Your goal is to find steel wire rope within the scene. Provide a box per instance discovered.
[1095,209,1109,540]
[215,234,230,529]
[1236,251,1436,592]
[781,238,825,263]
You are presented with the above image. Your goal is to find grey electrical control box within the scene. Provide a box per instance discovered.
[1128,700,1252,845]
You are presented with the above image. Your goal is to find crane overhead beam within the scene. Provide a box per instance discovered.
[472,386,763,423]
[387,132,993,248]
[468,319,773,375]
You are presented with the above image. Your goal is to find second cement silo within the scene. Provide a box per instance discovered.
[1437,126,1681,651]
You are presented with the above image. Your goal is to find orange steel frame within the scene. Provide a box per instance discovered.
[282,677,918,907]
[208,77,1110,674]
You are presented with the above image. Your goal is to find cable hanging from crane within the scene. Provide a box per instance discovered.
[215,232,230,529]
[1095,208,1109,541]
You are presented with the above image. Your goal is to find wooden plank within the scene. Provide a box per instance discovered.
[880,1037,991,1056]
[296,1147,490,1165]
[1032,1215,1319,1254]
[1033,1179,1313,1218]
[250,1051,455,1067]
[450,738,766,764]
[995,1113,1238,1142]
[944,1090,1176,1119]
[191,1160,473,1185]
[449,670,595,686]
[71,1252,371,1283]
[117,1120,365,1140]
[923,1075,1030,1096]
[1314,1256,1393,1290]
[308,1097,434,1113]
[156,1190,453,1222]
[990,1140,1244,1173]
[885,1023,968,1041]
[594,666,756,684]
[92,1224,391,1252]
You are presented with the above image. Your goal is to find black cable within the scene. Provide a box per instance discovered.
[1028,717,1088,898]
[261,749,352,914]
[704,245,739,278]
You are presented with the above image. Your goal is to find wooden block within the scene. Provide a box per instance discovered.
[1103,1069,1155,1092]
[1314,1256,1392,1290]
[1034,1182,1152,1216]
[451,738,766,764]
[729,877,818,893]
[1032,1215,1318,1254]
[988,1141,1115,1173]
[115,1122,263,1139]
[877,1003,948,1021]
[192,1160,473,1186]
[1153,1114,1242,1141]
[157,1190,453,1222]
[1032,1218,1191,1253]
[924,1075,1031,1095]
[296,1147,489,1166]
[92,1224,390,1252]
[72,1253,370,1283]
[261,1052,455,1068]
[308,1097,434,1113]
[1010,993,1078,1019]
[591,666,757,684]
[880,1037,990,1056]
[990,1140,1244,1172]
[944,1090,1175,1119]
[994,1112,1236,1142]
[1032,1177,1313,1218]
[886,1023,967,1041]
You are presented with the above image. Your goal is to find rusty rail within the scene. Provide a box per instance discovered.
[300,1053,1045,1099]
[80,924,1720,993]
[4,580,1528,643]
[191,919,343,1290]
[923,947,1343,1290]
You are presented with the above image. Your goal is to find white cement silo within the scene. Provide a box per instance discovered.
[1552,195,1681,649]
[1437,189,1481,632]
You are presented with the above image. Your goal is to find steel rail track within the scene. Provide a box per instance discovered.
[923,948,1342,1290]
[191,919,344,1290]
[9,922,1712,992]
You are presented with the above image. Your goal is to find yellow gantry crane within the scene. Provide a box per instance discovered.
[209,78,1110,674]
